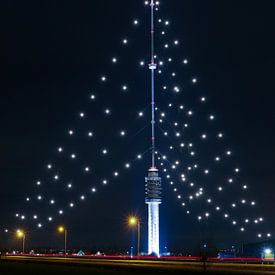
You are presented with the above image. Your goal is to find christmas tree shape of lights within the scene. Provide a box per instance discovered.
[6,0,273,251]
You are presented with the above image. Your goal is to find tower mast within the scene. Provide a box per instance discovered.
[145,0,162,256]
[150,0,156,168]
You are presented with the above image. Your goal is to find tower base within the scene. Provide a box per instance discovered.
[147,201,161,255]
[145,168,162,256]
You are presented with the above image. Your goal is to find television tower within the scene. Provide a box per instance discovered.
[145,0,162,256]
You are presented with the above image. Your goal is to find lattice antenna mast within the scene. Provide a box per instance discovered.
[149,0,157,169]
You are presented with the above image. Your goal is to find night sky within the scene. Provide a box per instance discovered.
[0,0,274,253]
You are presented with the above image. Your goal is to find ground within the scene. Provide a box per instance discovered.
[1,257,275,275]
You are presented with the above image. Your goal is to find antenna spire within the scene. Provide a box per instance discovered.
[149,0,157,169]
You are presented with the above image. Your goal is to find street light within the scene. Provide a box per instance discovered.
[16,230,26,254]
[128,216,141,256]
[58,226,67,256]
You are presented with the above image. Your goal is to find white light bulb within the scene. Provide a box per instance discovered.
[114,172,119,177]
[173,86,180,93]
[125,163,130,168]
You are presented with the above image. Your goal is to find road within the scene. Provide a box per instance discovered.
[2,255,275,274]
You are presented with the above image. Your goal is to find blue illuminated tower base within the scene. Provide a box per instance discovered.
[145,168,162,256]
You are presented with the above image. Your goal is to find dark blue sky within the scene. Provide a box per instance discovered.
[0,0,274,253]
